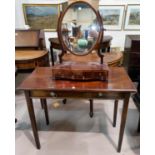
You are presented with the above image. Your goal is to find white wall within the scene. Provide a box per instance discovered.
[15,0,140,50]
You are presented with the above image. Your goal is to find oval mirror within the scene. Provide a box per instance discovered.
[58,1,102,56]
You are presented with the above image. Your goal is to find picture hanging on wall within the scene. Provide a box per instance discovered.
[99,5,125,30]
[61,1,68,12]
[23,4,60,31]
[124,5,140,30]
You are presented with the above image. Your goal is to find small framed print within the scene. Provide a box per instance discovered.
[61,1,68,12]
[124,5,140,30]
[99,5,125,30]
[23,4,60,31]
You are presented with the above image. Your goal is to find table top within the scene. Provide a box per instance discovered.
[18,67,136,93]
[15,50,48,61]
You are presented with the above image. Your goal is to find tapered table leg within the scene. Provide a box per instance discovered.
[89,99,93,118]
[113,100,118,127]
[62,99,67,104]
[25,91,40,149]
[40,99,44,109]
[50,45,55,66]
[40,99,49,125]
[117,94,130,152]
[137,116,140,133]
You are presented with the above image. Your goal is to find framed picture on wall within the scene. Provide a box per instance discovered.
[99,5,125,30]
[124,5,140,30]
[23,4,60,31]
[61,1,68,12]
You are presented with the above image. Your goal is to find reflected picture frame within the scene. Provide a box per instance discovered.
[99,5,125,31]
[23,4,60,31]
[124,5,140,30]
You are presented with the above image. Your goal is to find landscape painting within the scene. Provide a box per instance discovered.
[23,4,59,30]
[62,1,68,12]
[124,5,140,30]
[99,6,125,30]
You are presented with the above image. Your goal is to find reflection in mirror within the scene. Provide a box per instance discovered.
[61,2,100,55]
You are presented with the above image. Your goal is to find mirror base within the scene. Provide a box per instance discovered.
[52,62,109,81]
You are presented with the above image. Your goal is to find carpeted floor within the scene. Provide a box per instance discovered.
[15,73,140,155]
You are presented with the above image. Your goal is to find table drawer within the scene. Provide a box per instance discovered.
[30,90,124,99]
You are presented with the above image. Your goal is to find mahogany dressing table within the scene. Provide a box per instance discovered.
[18,67,136,152]
[17,1,136,153]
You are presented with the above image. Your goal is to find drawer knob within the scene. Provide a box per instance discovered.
[98,92,103,97]
[50,92,56,97]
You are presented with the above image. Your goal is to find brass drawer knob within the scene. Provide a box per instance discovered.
[98,92,103,97]
[50,92,56,97]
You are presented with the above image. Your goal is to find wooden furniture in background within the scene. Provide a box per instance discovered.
[123,35,140,132]
[15,29,49,116]
[15,29,49,71]
[15,29,40,49]
[123,35,140,81]
[49,35,113,66]
[18,67,136,152]
[62,51,123,66]
[15,50,49,70]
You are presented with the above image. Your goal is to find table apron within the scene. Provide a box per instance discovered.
[29,90,128,100]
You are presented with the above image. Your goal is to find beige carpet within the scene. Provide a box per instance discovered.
[15,90,140,155]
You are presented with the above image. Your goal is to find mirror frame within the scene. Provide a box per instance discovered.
[57,0,103,56]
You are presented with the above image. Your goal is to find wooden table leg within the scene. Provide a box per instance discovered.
[40,99,49,125]
[113,100,118,127]
[107,46,111,52]
[50,45,55,66]
[89,99,93,118]
[25,91,40,149]
[62,99,67,104]
[137,116,140,133]
[40,99,44,109]
[117,94,130,152]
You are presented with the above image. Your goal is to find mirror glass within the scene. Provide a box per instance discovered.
[61,2,101,55]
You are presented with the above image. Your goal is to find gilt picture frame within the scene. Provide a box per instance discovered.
[99,5,125,30]
[61,1,68,12]
[124,5,140,30]
[23,4,60,31]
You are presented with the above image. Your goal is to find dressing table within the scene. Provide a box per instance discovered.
[18,1,136,152]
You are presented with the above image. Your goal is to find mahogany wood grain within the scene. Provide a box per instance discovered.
[51,62,109,81]
[40,99,49,125]
[18,67,135,92]
[118,94,130,152]
[113,99,118,127]
[89,99,93,117]
[24,91,40,149]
